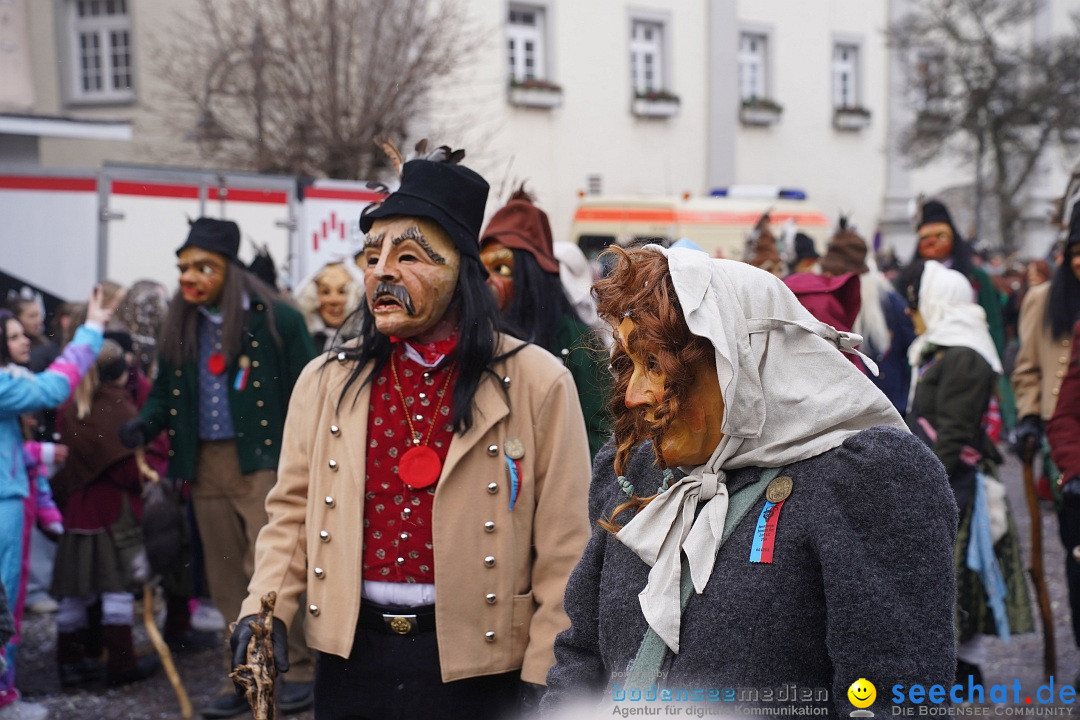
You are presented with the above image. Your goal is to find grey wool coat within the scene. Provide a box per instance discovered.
[544,426,957,719]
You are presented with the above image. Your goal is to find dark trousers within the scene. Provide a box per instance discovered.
[313,620,520,720]
[1059,494,1080,647]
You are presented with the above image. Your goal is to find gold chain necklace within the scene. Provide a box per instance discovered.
[390,350,455,489]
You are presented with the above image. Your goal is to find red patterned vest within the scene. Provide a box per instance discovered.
[362,342,457,583]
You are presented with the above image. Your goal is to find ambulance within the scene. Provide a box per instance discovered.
[569,186,831,262]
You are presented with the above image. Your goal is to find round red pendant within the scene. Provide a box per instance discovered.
[399,446,441,489]
[207,352,227,375]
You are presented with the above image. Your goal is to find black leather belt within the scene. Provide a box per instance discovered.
[358,602,436,636]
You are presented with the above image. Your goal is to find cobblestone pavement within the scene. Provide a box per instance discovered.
[11,450,1080,718]
[17,597,313,720]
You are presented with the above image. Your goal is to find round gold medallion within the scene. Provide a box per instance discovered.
[766,475,793,504]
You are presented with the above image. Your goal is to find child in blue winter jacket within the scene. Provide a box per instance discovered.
[0,287,110,720]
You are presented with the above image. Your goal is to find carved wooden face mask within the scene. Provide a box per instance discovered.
[480,240,515,312]
[917,222,954,261]
[316,263,353,328]
[359,217,461,342]
[177,247,228,306]
[617,317,725,468]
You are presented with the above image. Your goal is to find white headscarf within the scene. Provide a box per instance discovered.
[615,246,906,652]
[907,260,1002,374]
[553,241,606,336]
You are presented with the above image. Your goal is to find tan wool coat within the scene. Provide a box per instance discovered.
[240,335,593,684]
[1013,283,1075,421]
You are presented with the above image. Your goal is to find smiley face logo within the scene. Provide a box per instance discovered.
[847,678,876,709]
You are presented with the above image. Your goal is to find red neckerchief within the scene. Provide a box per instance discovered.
[390,333,459,366]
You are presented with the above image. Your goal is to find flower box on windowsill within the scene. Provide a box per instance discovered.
[914,109,951,135]
[833,106,872,131]
[739,99,783,127]
[509,81,564,109]
[632,91,680,118]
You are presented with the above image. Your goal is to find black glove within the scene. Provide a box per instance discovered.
[230,615,289,694]
[1063,475,1080,497]
[1012,414,1044,459]
[518,681,546,716]
[118,418,150,449]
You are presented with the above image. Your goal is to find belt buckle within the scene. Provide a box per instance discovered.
[383,614,417,635]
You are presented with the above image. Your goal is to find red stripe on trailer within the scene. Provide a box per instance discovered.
[112,181,200,199]
[110,182,288,204]
[304,187,385,202]
[209,188,288,204]
[0,176,96,192]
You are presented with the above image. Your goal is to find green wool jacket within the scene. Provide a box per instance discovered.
[550,314,612,458]
[971,264,1005,357]
[140,298,315,480]
[970,264,1016,428]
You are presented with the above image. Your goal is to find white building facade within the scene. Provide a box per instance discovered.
[721,2,889,252]
[427,0,710,241]
[4,0,1078,264]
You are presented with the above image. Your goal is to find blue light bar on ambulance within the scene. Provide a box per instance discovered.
[710,186,807,200]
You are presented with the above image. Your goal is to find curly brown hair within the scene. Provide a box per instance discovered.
[593,246,715,532]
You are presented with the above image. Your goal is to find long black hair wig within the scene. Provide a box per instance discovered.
[501,249,578,350]
[1048,238,1080,339]
[158,266,285,366]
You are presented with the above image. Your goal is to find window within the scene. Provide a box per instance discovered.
[65,0,135,103]
[507,5,546,84]
[630,20,664,95]
[915,52,947,110]
[832,43,860,109]
[739,33,768,101]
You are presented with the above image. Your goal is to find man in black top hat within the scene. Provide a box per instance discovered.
[231,149,591,719]
[914,199,1014,437]
[915,200,1006,364]
[118,218,317,718]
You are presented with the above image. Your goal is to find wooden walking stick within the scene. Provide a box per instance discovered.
[134,447,194,718]
[1021,438,1056,679]
[143,584,193,719]
[230,591,279,720]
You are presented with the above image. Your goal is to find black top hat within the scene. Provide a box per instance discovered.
[918,200,954,230]
[788,232,820,272]
[359,159,490,260]
[176,218,241,263]
[793,233,819,260]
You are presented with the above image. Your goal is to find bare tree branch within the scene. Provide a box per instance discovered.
[151,0,484,180]
[888,0,1080,251]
